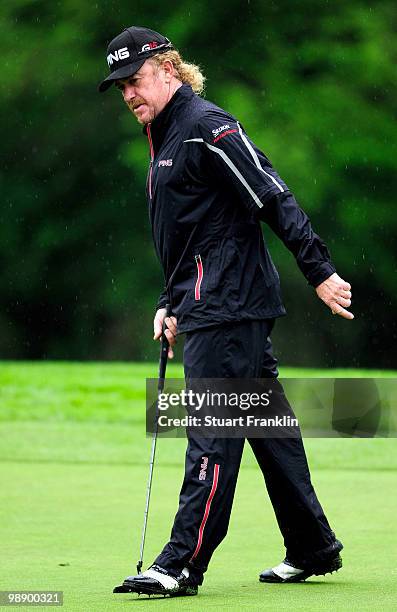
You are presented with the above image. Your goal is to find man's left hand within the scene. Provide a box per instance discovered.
[315,273,354,320]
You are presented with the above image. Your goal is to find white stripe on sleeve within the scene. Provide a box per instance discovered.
[237,122,284,193]
[184,138,263,208]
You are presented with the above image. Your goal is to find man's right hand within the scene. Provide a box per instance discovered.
[153,308,178,359]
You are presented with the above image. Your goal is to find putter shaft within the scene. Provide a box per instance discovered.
[137,304,171,574]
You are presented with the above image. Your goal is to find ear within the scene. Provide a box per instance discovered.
[162,59,175,82]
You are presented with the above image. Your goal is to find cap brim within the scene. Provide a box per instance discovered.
[98,59,146,92]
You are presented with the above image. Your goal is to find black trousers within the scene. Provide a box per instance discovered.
[155,320,341,584]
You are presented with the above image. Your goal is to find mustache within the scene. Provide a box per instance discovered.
[127,97,146,111]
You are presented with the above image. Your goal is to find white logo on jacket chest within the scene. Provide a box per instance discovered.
[158,159,173,167]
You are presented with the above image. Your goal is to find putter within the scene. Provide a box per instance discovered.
[114,304,171,593]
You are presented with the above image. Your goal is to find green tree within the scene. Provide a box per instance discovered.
[1,0,396,366]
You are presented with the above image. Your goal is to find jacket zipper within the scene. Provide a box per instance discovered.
[195,254,203,300]
[147,123,154,199]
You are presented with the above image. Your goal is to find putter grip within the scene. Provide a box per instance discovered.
[162,303,171,346]
[158,303,171,383]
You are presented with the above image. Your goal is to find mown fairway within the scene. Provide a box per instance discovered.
[0,363,396,611]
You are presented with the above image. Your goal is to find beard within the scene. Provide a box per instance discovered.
[126,97,151,124]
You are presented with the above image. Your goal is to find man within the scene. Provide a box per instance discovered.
[99,26,353,597]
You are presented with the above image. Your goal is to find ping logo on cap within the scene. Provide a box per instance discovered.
[107,47,130,66]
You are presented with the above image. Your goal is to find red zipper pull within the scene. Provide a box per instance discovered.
[147,123,154,199]
[195,254,203,301]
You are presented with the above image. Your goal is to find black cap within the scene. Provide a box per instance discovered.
[98,26,173,92]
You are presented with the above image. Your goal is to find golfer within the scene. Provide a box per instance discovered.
[99,26,353,597]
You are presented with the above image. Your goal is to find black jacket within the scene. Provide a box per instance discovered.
[144,84,335,333]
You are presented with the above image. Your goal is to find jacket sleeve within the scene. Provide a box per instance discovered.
[259,191,336,287]
[195,111,335,287]
[156,288,168,312]
[194,111,288,214]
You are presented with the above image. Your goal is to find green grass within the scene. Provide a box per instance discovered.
[0,362,396,611]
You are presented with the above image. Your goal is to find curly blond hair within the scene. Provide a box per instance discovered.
[149,50,206,95]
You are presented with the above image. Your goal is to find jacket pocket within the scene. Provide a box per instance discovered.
[194,254,204,300]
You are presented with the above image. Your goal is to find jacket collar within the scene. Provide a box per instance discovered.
[144,84,194,153]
